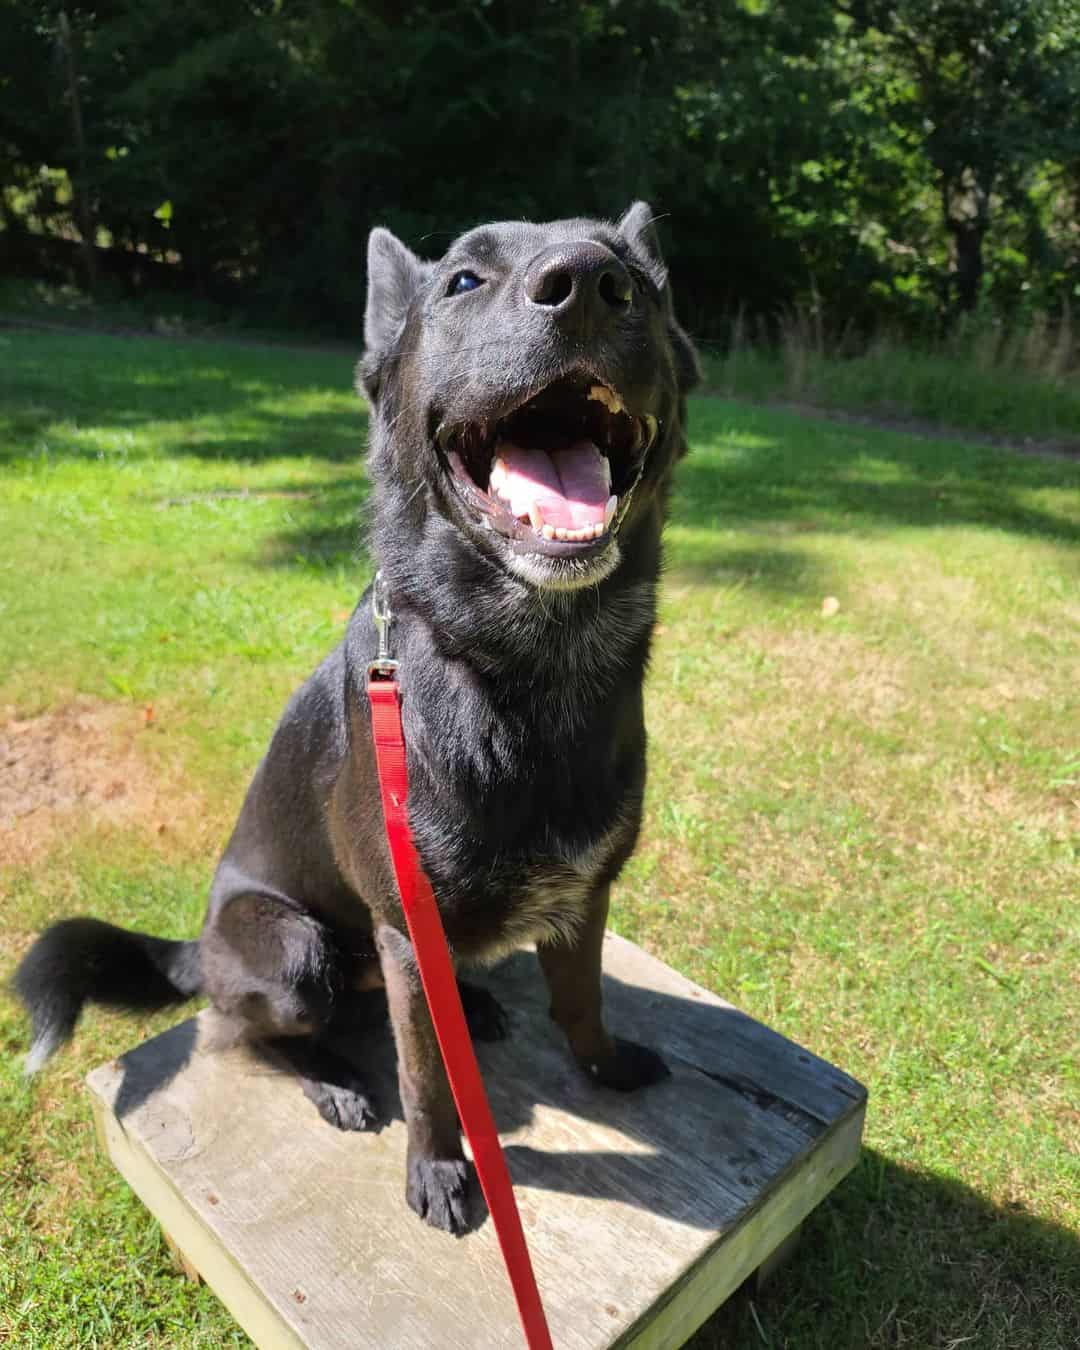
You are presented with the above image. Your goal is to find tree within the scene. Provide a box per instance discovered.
[843,0,1080,314]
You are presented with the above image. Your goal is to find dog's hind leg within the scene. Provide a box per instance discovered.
[261,1034,379,1131]
[201,893,380,1131]
[538,884,670,1092]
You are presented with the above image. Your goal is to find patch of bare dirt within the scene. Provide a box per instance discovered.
[0,699,205,869]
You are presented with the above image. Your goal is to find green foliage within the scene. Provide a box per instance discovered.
[1,4,1079,339]
[842,0,1080,314]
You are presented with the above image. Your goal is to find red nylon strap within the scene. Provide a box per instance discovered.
[367,672,553,1350]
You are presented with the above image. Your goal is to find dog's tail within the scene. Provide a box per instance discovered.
[13,917,203,1074]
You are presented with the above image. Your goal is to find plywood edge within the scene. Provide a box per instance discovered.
[616,1100,867,1350]
[86,1079,306,1350]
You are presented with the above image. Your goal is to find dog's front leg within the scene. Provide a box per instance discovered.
[538,885,670,1091]
[375,923,471,1235]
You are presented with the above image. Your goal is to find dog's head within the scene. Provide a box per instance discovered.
[360,204,699,593]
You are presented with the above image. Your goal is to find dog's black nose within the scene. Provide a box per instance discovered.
[524,242,632,332]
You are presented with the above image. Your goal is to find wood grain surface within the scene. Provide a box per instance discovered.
[87,933,867,1349]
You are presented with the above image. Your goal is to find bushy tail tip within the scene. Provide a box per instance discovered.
[13,916,202,1074]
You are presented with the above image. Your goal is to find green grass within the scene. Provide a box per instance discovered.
[704,337,1080,448]
[2,329,1078,1348]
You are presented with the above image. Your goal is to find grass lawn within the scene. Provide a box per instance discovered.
[1,328,1078,1348]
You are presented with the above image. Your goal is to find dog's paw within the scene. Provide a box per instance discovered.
[582,1037,671,1092]
[458,981,511,1042]
[406,1157,473,1235]
[302,1075,380,1131]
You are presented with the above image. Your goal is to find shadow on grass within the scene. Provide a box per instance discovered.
[691,1149,1080,1350]
[674,405,1080,551]
[254,476,372,569]
[666,543,833,599]
[0,328,366,466]
[1,401,370,468]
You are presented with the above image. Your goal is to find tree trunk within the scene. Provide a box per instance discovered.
[59,10,97,297]
[944,167,989,314]
[950,220,985,312]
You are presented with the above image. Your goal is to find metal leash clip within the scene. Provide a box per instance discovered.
[368,569,398,679]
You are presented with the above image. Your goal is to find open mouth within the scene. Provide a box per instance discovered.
[437,375,658,555]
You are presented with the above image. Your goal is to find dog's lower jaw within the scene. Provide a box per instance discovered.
[503,535,622,592]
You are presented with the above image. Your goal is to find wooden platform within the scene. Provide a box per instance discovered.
[86,934,866,1349]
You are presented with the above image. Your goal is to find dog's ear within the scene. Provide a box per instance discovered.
[360,227,425,404]
[668,312,702,394]
[618,202,701,394]
[618,201,666,286]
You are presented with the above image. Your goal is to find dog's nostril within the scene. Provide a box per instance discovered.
[524,242,633,323]
[532,269,574,308]
[598,270,632,309]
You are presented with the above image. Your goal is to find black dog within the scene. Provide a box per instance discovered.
[15,202,699,1235]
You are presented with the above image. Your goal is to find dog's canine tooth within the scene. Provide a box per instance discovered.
[588,384,625,416]
[528,501,544,531]
[643,414,659,446]
[604,494,618,528]
[489,458,508,493]
[602,456,612,491]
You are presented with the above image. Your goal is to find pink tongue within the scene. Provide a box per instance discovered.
[495,440,609,528]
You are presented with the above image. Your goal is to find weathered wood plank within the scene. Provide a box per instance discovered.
[87,935,866,1349]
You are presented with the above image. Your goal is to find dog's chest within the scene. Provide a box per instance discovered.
[411,768,638,965]
[501,820,626,946]
[400,636,647,962]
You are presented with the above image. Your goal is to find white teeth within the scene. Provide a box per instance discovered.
[603,456,612,490]
[528,501,544,530]
[531,515,613,543]
[643,414,659,445]
[604,494,618,528]
[489,458,508,493]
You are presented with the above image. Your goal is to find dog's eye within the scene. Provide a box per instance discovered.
[448,271,483,296]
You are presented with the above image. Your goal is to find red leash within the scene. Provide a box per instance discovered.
[366,574,553,1350]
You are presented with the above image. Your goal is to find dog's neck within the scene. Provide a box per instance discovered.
[374,504,661,695]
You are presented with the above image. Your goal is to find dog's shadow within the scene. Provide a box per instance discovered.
[109,948,858,1234]
[325,948,858,1233]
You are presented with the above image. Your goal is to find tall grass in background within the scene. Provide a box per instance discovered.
[707,301,1080,446]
